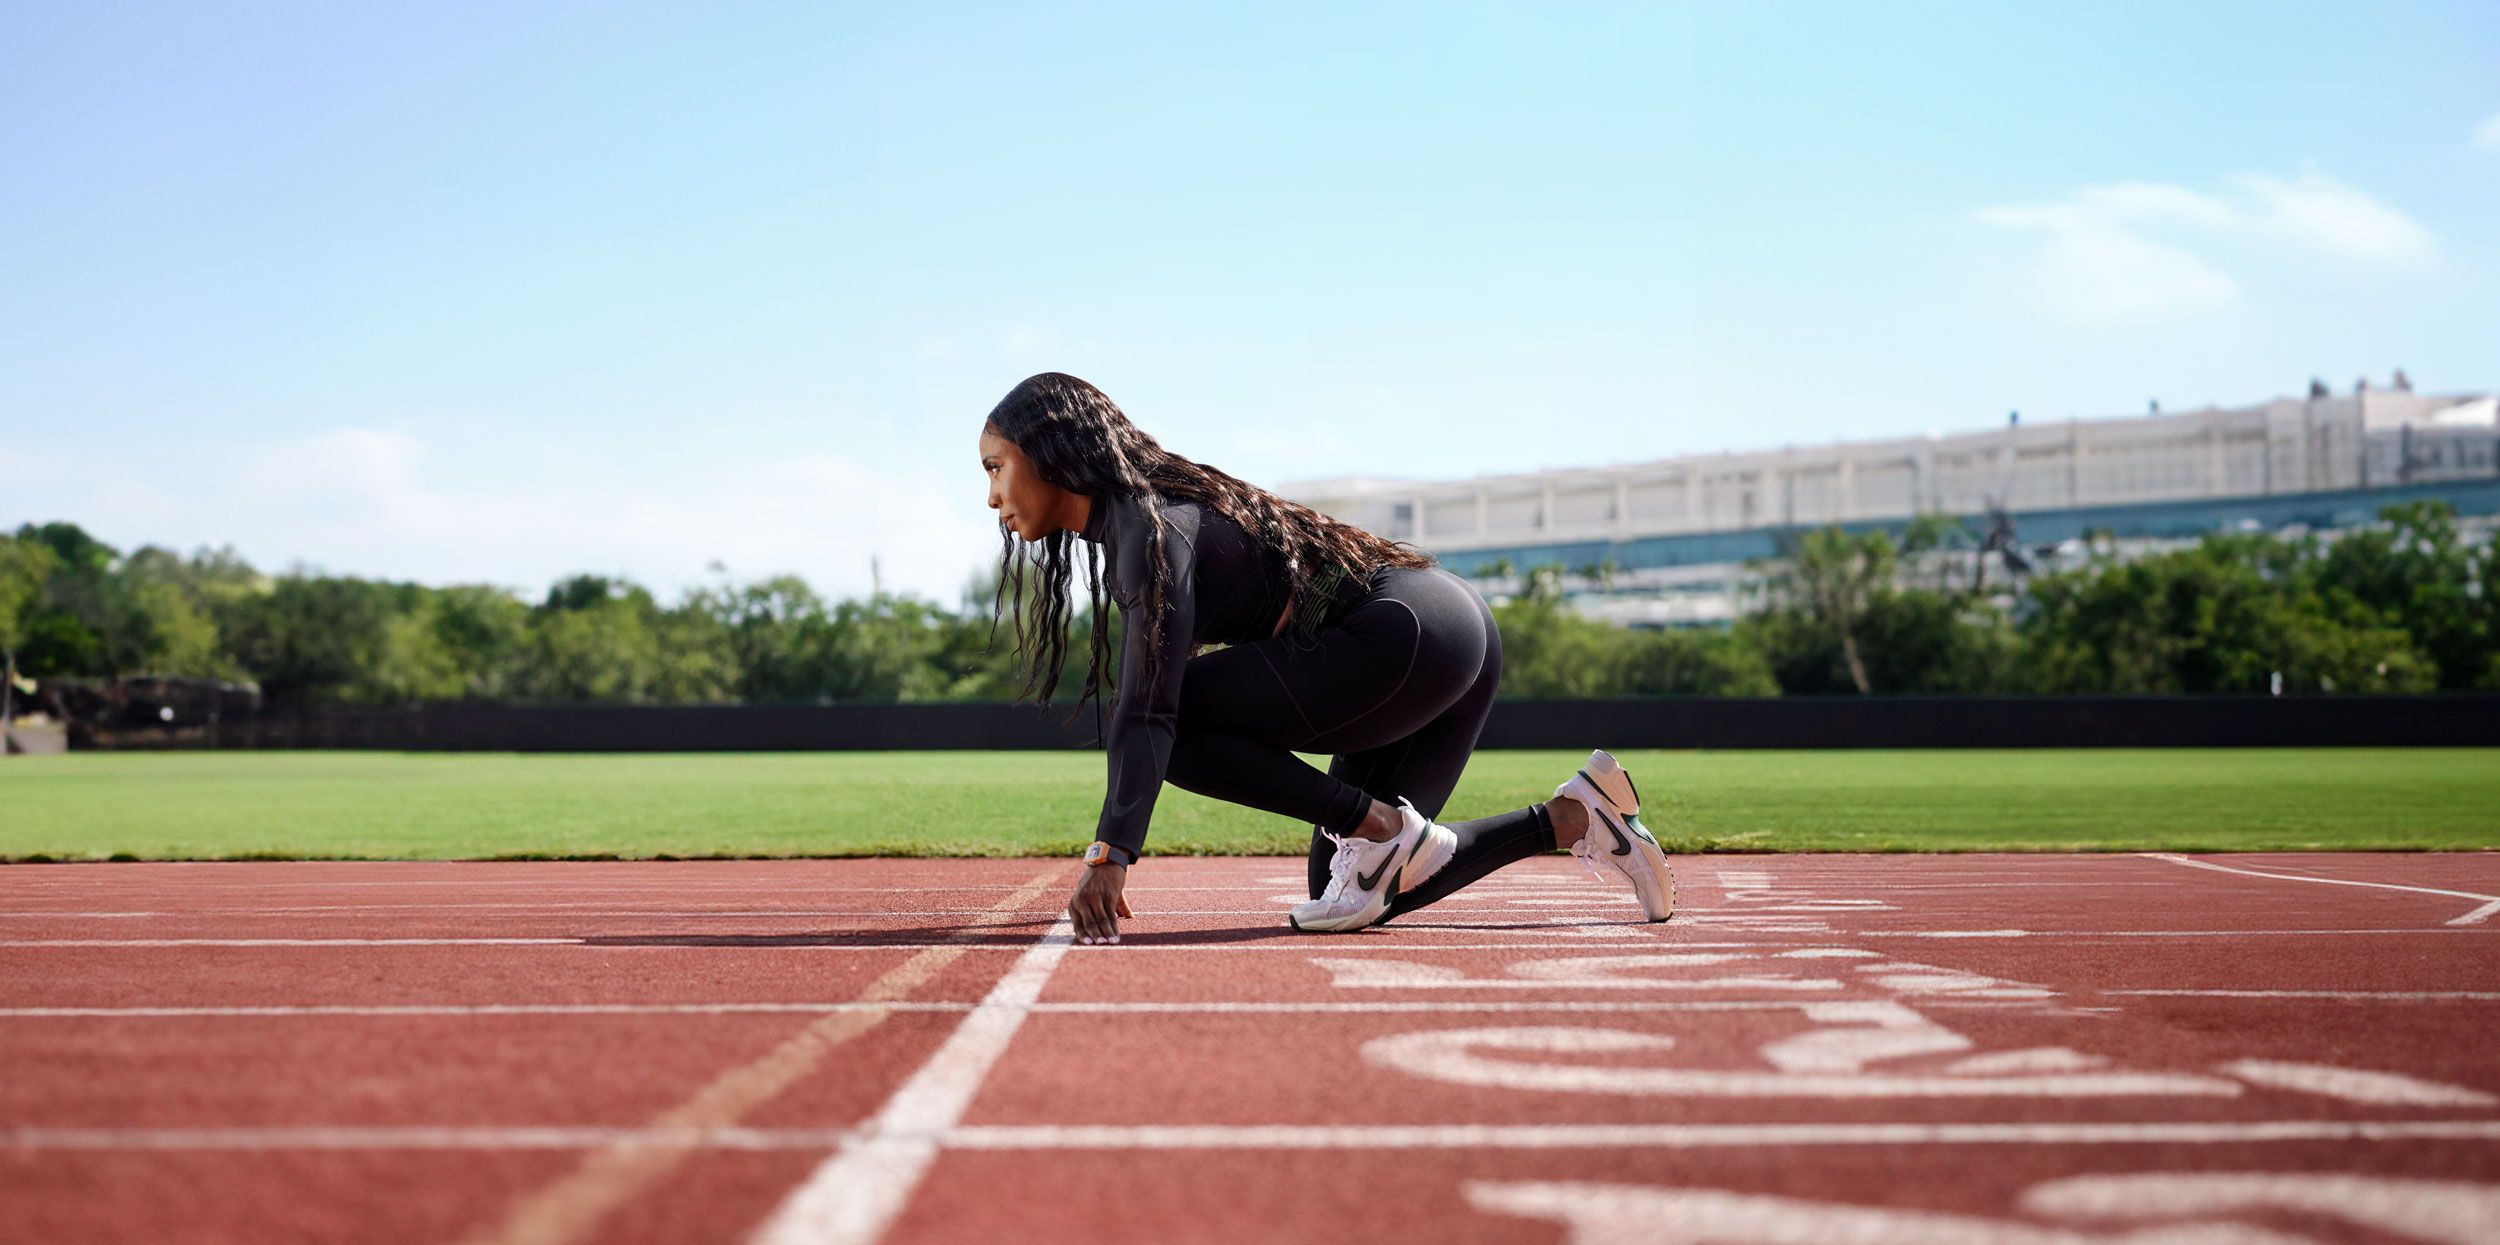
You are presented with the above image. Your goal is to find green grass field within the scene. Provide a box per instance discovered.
[3,749,2496,862]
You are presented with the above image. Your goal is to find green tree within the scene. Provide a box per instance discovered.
[2309,502,2493,690]
[1574,556,1622,597]
[819,593,958,702]
[1610,626,1779,696]
[367,611,469,701]
[513,576,737,703]
[650,600,738,702]
[2477,535,2500,690]
[116,547,234,678]
[700,574,833,702]
[11,522,128,676]
[0,536,54,663]
[0,535,58,732]
[1488,590,1617,696]
[1898,512,1974,595]
[1470,556,1517,583]
[941,561,1107,706]
[517,601,664,701]
[2017,534,2433,694]
[1756,528,1895,693]
[214,576,404,705]
[424,586,532,697]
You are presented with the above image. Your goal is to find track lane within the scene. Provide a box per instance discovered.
[5,854,2498,1245]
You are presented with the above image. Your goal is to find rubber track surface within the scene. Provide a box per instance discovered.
[4,853,2498,1243]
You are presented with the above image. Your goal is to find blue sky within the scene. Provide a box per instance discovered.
[5,1,2496,604]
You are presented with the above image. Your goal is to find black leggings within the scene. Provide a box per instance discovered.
[1161,565,1556,919]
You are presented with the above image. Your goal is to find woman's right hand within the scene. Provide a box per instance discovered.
[1069,862,1134,945]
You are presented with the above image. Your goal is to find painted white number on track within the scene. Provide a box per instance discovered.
[1310,951,2052,999]
[1362,1009,2242,1099]
[1310,954,1840,993]
[1466,1173,2500,1245]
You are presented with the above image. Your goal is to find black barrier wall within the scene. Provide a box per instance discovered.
[89,696,2500,751]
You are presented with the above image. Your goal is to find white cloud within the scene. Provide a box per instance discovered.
[1976,162,2433,323]
[2475,113,2500,150]
[1973,200,2240,322]
[2226,165,2435,262]
[2,428,1006,608]
[2068,181,2240,227]
[2033,220,2240,322]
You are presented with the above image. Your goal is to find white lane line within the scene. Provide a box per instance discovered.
[2,1125,857,1151]
[0,905,1740,924]
[0,879,1075,889]
[749,917,1075,1245]
[0,893,1282,917]
[0,910,1319,923]
[0,939,1679,951]
[0,1003,965,1018]
[2142,853,2500,926]
[5,930,2490,950]
[0,885,1301,908]
[1866,929,2500,939]
[0,910,1063,921]
[0,939,1698,951]
[0,1000,1816,1020]
[2111,990,2500,1002]
[0,938,582,947]
[17,1119,2500,1153]
[1780,882,2186,889]
[2223,1060,2499,1107]
[939,1120,2500,1149]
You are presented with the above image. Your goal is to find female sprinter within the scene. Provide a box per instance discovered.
[978,372,1674,945]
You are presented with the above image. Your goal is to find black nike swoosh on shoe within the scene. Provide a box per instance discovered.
[1595,806,1635,857]
[1355,848,1397,892]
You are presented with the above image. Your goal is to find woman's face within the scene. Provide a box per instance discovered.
[979,425,1077,542]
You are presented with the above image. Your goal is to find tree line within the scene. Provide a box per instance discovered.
[2,501,2492,709]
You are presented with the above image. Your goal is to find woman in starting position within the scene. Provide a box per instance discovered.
[978,372,1674,944]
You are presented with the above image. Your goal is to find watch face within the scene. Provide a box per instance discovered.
[1083,843,1107,865]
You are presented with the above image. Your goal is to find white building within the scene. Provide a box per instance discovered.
[1281,378,2500,626]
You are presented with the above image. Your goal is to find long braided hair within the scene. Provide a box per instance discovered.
[983,372,1434,727]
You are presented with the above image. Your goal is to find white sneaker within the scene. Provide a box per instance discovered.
[1557,749,1675,921]
[1290,797,1454,933]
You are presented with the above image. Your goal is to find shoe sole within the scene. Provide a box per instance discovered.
[1401,822,1456,890]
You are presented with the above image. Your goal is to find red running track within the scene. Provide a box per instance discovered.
[4,852,2499,1244]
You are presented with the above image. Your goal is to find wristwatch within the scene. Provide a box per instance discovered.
[1082,842,1135,867]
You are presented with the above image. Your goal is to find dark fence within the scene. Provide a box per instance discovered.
[1473,695,2500,749]
[81,695,2500,751]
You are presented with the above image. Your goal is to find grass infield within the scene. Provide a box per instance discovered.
[3,749,2496,862]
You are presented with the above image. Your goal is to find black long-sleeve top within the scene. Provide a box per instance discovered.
[1076,490,1368,859]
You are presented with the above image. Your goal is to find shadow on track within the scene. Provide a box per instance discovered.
[581,921,1329,947]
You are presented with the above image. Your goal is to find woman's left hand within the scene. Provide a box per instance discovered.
[1069,863,1134,945]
